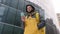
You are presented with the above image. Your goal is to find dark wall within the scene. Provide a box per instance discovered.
[46,18,59,34]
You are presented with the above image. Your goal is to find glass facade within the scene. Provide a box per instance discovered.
[0,23,24,34]
[0,1,23,26]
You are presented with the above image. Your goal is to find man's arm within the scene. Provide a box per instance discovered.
[38,20,45,29]
[38,14,45,29]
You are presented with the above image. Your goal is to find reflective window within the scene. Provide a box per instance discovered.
[1,0,25,10]
[1,0,11,6]
[0,4,23,27]
[10,0,18,8]
[0,0,1,2]
[0,22,24,34]
[5,8,22,26]
[13,27,23,34]
[0,23,4,34]
[18,0,24,11]
[2,25,14,34]
[1,0,6,4]
[15,10,23,26]
[0,7,5,21]
[0,18,2,21]
[0,7,5,16]
[1,6,9,22]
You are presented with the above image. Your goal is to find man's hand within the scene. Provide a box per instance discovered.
[21,16,25,22]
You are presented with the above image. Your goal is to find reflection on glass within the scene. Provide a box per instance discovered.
[0,4,22,27]
[1,0,6,4]
[0,23,4,34]
[0,23,23,34]
[13,27,23,34]
[0,18,2,21]
[2,25,13,34]
[18,0,24,10]
[0,0,1,2]
[10,0,18,8]
[0,7,5,16]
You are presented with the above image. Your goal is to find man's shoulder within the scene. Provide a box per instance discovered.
[35,11,40,15]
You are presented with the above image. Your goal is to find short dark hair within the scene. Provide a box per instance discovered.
[26,4,35,13]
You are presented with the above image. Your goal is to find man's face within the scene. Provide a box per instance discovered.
[27,6,33,12]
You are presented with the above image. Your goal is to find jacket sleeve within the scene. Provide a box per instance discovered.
[36,12,45,29]
[38,20,45,29]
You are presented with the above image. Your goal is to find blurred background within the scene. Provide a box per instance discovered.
[0,0,60,34]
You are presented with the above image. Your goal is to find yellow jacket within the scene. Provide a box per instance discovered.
[24,12,45,34]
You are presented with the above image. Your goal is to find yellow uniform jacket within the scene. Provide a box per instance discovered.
[24,12,45,34]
